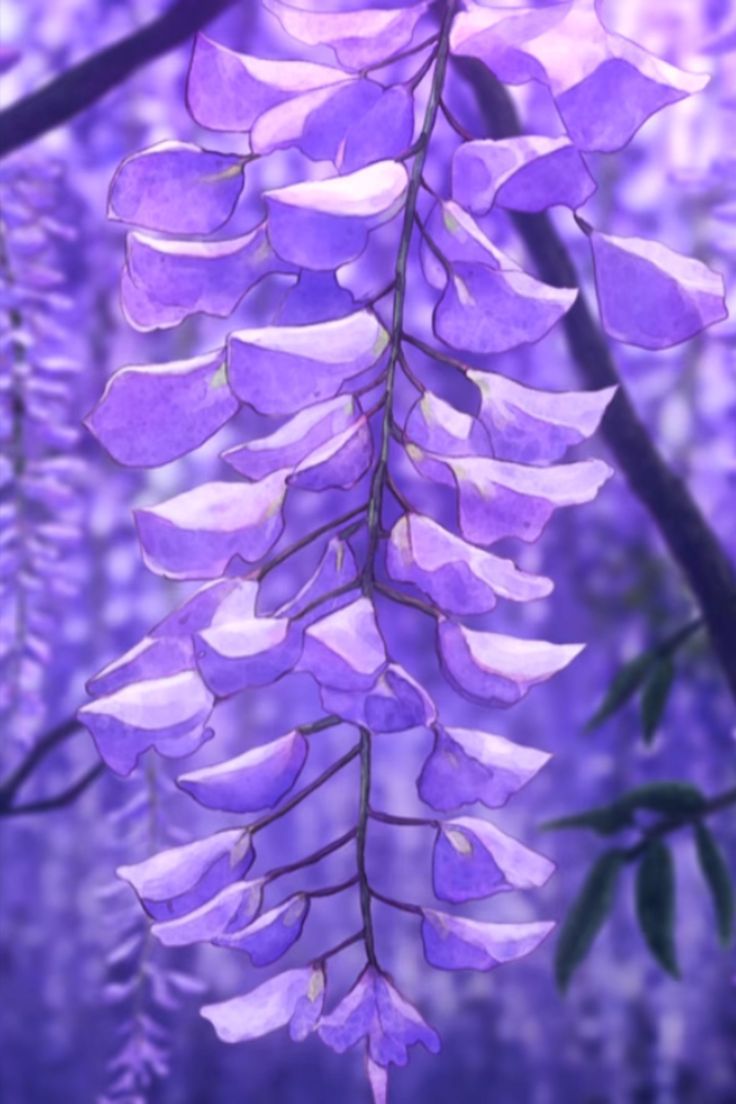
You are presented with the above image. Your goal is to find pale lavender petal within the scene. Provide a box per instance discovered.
[78,671,214,776]
[438,620,583,706]
[264,0,430,71]
[195,617,302,696]
[152,578,258,639]
[407,447,612,545]
[123,225,289,330]
[177,731,308,812]
[108,140,245,233]
[320,663,436,733]
[467,369,616,463]
[449,3,709,152]
[422,909,554,971]
[134,474,286,580]
[223,397,358,481]
[187,34,347,133]
[201,966,325,1043]
[151,880,265,947]
[405,390,490,458]
[215,895,310,966]
[265,162,408,270]
[86,348,238,467]
[387,514,553,616]
[590,230,728,349]
[434,261,577,355]
[279,539,358,620]
[86,635,194,697]
[340,87,415,173]
[116,828,254,921]
[418,725,551,811]
[367,1059,388,1104]
[289,416,373,492]
[318,967,439,1066]
[433,816,554,903]
[121,266,185,332]
[300,597,387,691]
[228,311,388,416]
[423,202,512,289]
[453,136,596,214]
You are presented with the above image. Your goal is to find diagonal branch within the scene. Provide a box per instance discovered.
[1,764,104,817]
[456,57,736,703]
[0,0,238,160]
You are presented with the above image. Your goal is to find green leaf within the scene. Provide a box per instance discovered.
[555,851,625,992]
[542,782,706,837]
[635,840,679,977]
[622,782,706,818]
[694,823,734,946]
[541,804,635,836]
[585,652,654,732]
[641,657,675,745]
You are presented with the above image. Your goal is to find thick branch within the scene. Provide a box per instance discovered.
[1,764,103,817]
[457,58,736,702]
[0,0,237,159]
[0,716,79,808]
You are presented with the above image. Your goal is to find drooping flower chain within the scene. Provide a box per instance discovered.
[79,2,725,1100]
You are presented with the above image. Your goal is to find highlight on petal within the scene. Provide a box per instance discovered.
[433,816,554,903]
[201,966,325,1043]
[407,447,612,545]
[289,416,373,492]
[108,140,245,233]
[151,880,265,947]
[320,663,436,733]
[421,908,554,972]
[134,474,286,580]
[387,514,553,616]
[116,828,254,921]
[228,311,388,416]
[214,895,310,966]
[187,34,347,133]
[422,201,513,289]
[438,620,583,706]
[589,230,728,349]
[123,225,289,331]
[405,390,490,458]
[264,0,430,72]
[78,671,214,776]
[177,730,308,813]
[300,597,387,691]
[223,396,358,481]
[467,369,616,464]
[434,261,578,355]
[86,348,237,467]
[278,538,358,620]
[318,967,439,1068]
[195,616,302,696]
[86,634,194,698]
[418,725,551,812]
[264,161,407,269]
[453,136,596,214]
[152,578,258,639]
[449,2,709,152]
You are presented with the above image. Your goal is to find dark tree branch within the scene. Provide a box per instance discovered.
[456,58,736,703]
[0,716,80,808]
[1,764,104,817]
[0,0,238,159]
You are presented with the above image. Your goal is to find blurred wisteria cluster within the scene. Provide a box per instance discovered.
[1,2,736,1102]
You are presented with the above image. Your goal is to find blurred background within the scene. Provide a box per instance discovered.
[1,1,735,1101]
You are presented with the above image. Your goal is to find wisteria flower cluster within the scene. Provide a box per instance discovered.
[78,2,726,1099]
[0,153,89,754]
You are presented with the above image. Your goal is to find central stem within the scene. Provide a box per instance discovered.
[356,0,455,966]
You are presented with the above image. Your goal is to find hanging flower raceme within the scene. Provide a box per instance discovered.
[80,1,722,1100]
[0,159,89,752]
